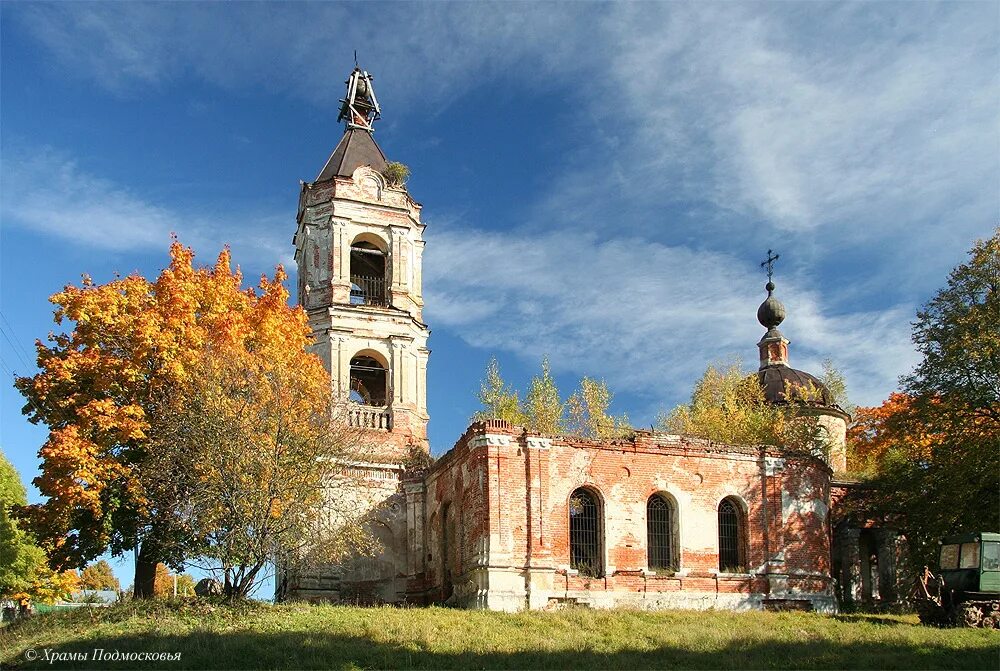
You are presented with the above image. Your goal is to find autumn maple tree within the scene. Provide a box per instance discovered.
[16,240,350,598]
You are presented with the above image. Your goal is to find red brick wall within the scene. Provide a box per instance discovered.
[417,422,834,608]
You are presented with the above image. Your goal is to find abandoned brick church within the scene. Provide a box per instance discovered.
[277,67,895,612]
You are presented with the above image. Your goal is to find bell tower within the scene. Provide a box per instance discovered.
[293,66,430,459]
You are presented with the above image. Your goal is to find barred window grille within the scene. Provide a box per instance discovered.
[647,494,677,572]
[569,488,602,577]
[718,498,745,572]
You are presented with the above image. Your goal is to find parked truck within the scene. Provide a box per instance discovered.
[916,532,1000,628]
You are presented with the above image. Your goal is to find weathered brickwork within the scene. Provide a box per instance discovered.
[404,421,836,612]
[294,164,430,461]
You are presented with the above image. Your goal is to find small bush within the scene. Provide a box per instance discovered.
[382,161,410,187]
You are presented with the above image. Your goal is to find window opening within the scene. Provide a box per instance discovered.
[718,498,745,572]
[647,494,677,572]
[960,543,980,569]
[982,542,999,571]
[940,544,960,570]
[350,241,388,307]
[569,488,601,577]
[349,356,387,406]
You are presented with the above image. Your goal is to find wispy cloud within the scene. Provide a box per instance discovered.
[0,147,292,272]
[16,3,996,266]
[11,3,596,108]
[425,224,917,410]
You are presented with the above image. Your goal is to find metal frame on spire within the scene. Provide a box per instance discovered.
[337,67,382,132]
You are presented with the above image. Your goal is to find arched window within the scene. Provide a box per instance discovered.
[569,488,602,577]
[350,239,388,307]
[718,497,747,572]
[647,494,678,572]
[349,355,387,406]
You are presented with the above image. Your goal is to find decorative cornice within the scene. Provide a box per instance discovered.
[525,437,552,450]
[469,434,512,449]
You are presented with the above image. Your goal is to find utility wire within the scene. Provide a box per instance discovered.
[0,322,32,373]
[0,310,35,367]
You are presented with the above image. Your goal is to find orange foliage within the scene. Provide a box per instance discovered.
[15,240,321,569]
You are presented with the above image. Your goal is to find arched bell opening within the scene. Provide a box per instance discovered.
[349,355,388,407]
[350,238,388,307]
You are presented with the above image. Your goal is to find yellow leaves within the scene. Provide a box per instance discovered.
[268,497,284,519]
[661,360,789,447]
[12,568,81,605]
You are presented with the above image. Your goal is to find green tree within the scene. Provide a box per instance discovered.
[566,376,631,439]
[473,357,527,424]
[524,356,565,434]
[79,560,120,592]
[659,360,787,446]
[659,358,836,450]
[175,573,196,597]
[905,229,999,424]
[820,358,856,417]
[0,452,78,605]
[0,451,47,600]
[858,230,1000,566]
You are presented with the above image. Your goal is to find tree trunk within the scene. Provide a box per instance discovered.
[134,544,158,599]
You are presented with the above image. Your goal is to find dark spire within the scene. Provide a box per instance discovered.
[756,280,786,330]
[756,249,786,331]
[315,128,387,182]
[315,66,388,183]
[756,250,789,369]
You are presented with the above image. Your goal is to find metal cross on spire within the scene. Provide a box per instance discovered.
[760,249,780,282]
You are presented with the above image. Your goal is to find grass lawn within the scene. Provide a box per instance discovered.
[1,601,997,670]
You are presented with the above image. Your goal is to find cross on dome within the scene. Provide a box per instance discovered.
[756,248,785,330]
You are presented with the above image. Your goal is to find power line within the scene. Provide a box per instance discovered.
[0,311,35,367]
[0,322,32,373]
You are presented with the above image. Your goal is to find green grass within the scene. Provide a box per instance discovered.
[1,600,997,670]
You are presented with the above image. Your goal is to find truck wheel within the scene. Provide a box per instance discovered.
[958,603,982,628]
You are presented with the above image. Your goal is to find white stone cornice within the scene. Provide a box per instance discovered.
[469,434,512,449]
[525,437,552,450]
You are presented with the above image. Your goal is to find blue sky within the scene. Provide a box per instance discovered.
[2,2,997,591]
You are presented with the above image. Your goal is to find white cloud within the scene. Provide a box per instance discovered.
[0,147,292,272]
[543,3,999,277]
